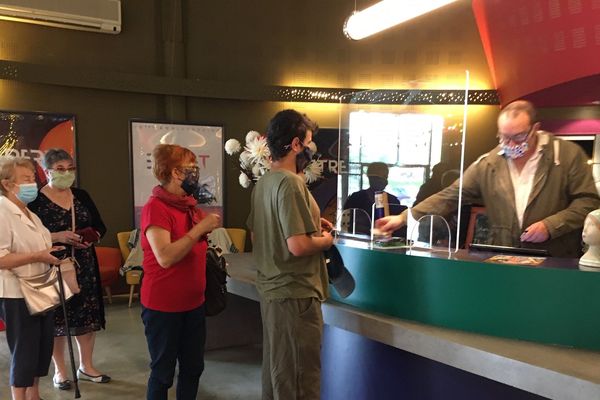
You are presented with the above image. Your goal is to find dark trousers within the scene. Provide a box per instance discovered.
[0,298,54,387]
[141,304,206,400]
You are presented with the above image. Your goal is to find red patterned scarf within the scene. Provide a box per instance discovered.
[151,185,200,224]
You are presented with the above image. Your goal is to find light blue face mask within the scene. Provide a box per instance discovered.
[16,183,38,204]
[502,141,529,159]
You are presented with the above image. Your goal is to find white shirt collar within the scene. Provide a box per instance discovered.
[0,195,36,229]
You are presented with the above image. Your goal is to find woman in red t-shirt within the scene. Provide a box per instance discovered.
[140,144,220,400]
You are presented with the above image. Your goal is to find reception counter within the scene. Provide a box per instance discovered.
[332,238,600,350]
[223,241,600,400]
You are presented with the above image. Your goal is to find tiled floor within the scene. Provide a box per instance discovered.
[0,297,262,399]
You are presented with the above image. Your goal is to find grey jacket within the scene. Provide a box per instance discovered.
[412,132,600,257]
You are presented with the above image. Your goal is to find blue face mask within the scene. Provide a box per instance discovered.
[16,183,38,204]
[502,141,529,159]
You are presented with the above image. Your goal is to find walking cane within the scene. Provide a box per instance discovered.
[56,263,81,399]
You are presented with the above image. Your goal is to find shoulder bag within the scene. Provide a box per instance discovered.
[17,260,75,315]
[60,199,81,294]
[204,247,229,316]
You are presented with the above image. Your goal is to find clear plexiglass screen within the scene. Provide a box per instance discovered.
[336,75,470,253]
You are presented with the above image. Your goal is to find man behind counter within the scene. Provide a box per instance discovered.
[376,100,600,257]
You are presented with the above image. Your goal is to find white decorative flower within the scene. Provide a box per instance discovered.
[239,172,251,188]
[224,138,242,155]
[303,160,323,184]
[252,163,261,177]
[245,137,271,165]
[245,130,261,144]
[226,129,294,189]
[239,150,252,168]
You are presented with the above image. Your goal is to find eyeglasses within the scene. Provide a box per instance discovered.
[50,167,76,173]
[178,165,200,175]
[497,126,533,145]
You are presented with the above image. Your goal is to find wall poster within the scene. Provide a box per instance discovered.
[0,111,76,186]
[130,121,224,226]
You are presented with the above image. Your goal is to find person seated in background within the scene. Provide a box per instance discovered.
[343,162,406,237]
[414,164,461,244]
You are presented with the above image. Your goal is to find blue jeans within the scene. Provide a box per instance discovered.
[141,304,206,400]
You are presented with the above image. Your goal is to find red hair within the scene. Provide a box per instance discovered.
[152,144,196,185]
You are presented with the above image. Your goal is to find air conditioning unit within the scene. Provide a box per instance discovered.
[0,0,121,34]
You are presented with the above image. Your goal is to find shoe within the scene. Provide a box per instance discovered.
[77,368,111,383]
[53,375,72,390]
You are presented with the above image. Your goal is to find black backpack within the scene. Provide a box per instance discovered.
[204,247,229,316]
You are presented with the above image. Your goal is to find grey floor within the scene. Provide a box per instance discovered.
[0,297,262,399]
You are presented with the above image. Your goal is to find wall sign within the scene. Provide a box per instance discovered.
[130,121,224,226]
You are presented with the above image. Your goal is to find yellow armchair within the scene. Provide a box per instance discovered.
[226,228,247,252]
[117,231,142,307]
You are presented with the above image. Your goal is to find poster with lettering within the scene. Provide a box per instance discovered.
[309,128,348,224]
[130,121,223,226]
[0,111,76,186]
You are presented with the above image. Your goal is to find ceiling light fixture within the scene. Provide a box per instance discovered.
[343,0,460,40]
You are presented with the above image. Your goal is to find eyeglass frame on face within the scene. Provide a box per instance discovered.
[497,125,534,145]
[48,166,77,174]
[177,164,200,175]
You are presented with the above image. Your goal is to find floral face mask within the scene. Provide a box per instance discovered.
[49,170,76,189]
[502,141,530,159]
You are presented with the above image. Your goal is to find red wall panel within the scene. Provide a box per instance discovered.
[472,0,600,106]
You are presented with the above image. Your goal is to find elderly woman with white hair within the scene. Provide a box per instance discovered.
[0,156,63,400]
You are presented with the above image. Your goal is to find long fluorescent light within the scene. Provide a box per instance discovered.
[343,0,459,40]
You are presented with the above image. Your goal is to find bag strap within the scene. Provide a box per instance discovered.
[71,195,76,259]
[11,263,57,280]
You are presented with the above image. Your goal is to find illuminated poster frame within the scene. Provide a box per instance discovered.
[129,120,224,226]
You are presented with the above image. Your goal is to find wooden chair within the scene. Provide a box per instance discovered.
[225,228,247,252]
[117,231,143,308]
[96,247,123,304]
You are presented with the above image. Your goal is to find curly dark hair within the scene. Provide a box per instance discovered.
[266,109,318,161]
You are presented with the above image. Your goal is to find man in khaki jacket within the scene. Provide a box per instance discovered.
[377,100,600,257]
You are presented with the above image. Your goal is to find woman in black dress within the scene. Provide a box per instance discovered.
[28,148,110,390]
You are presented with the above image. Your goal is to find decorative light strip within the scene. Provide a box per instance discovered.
[271,87,499,105]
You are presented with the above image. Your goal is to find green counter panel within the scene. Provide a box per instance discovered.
[333,244,600,350]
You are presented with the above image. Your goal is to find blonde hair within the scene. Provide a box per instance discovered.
[0,156,35,196]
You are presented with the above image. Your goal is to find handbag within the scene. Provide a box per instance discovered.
[17,265,74,316]
[204,247,229,316]
[58,257,81,295]
[62,200,81,294]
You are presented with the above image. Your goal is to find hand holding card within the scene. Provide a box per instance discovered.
[75,227,100,243]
